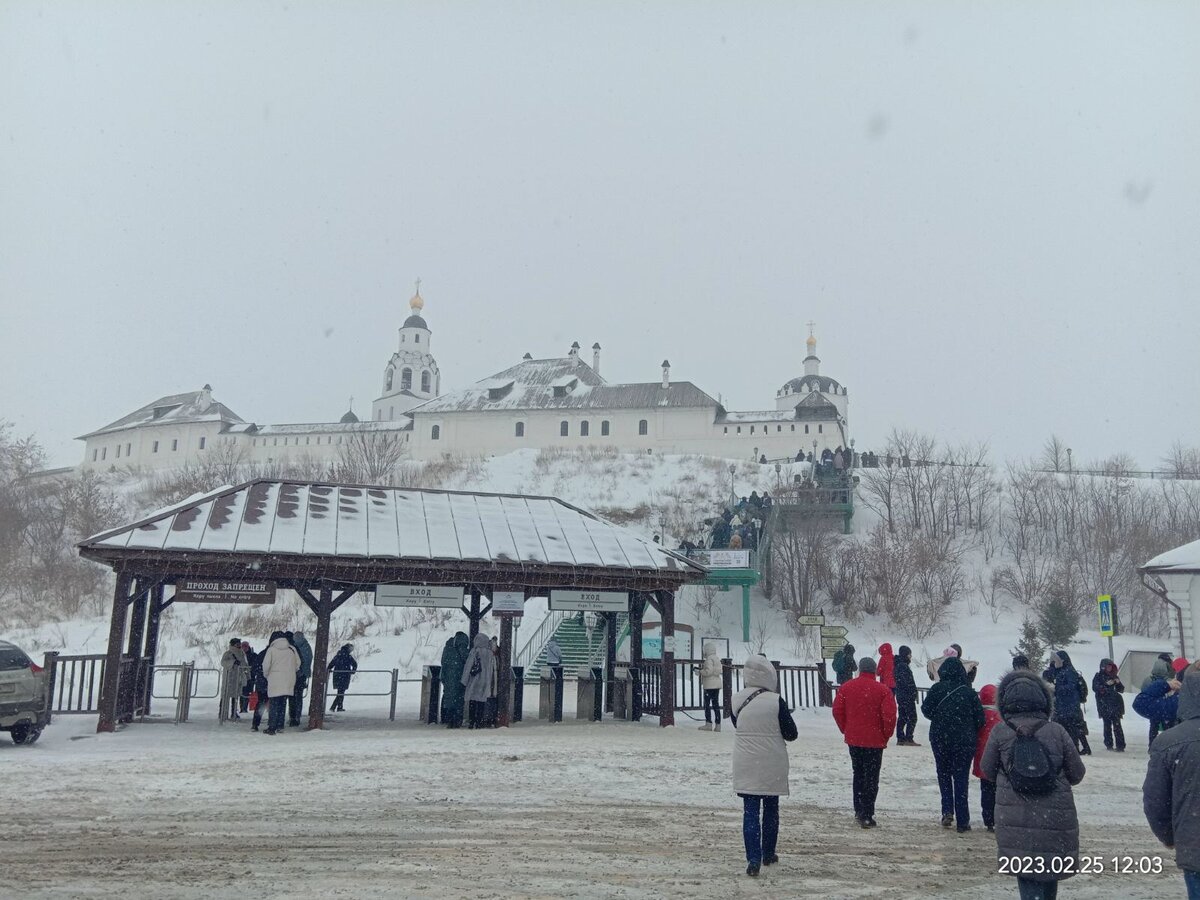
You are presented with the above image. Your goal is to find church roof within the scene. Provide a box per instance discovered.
[410,357,719,415]
[780,374,843,395]
[339,410,360,424]
[78,390,245,440]
[790,392,842,421]
[402,314,429,330]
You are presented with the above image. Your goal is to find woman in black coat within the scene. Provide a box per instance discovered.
[1043,651,1092,755]
[1092,658,1125,751]
[328,644,358,712]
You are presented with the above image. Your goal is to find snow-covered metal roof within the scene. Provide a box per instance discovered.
[78,389,245,439]
[409,357,718,415]
[79,480,706,577]
[253,420,411,436]
[1142,538,1200,574]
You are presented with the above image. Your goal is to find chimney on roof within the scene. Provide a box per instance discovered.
[592,342,601,375]
[661,360,670,389]
[568,341,580,361]
[523,352,532,360]
[199,384,213,407]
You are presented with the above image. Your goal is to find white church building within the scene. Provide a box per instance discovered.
[77,287,852,472]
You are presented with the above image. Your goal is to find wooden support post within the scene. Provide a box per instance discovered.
[307,586,333,731]
[125,578,150,658]
[604,610,617,714]
[722,657,735,718]
[659,590,676,727]
[468,589,482,640]
[97,573,133,733]
[142,584,165,715]
[498,614,513,727]
[629,591,645,722]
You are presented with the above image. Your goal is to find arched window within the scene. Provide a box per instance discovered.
[580,420,590,437]
[750,426,755,434]
[818,424,823,434]
[385,369,394,391]
[804,424,809,434]
[415,334,420,344]
[401,368,413,390]
[601,421,610,436]
[515,422,525,437]
[560,421,569,437]
[421,370,431,393]
[431,425,441,440]
[638,419,648,436]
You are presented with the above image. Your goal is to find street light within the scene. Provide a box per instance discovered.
[1066,447,1073,474]
[729,463,736,502]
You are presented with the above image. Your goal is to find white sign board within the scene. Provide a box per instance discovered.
[375,584,465,608]
[491,591,525,616]
[549,590,629,612]
[693,549,751,569]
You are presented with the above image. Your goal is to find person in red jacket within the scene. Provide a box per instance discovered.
[973,683,1002,832]
[877,643,896,692]
[833,657,898,828]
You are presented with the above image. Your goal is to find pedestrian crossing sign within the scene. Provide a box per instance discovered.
[1097,594,1115,637]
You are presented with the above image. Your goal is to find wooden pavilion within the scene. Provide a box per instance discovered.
[78,479,707,733]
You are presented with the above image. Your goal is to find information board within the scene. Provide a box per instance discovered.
[375,584,465,608]
[491,591,525,616]
[549,590,628,612]
[174,579,276,605]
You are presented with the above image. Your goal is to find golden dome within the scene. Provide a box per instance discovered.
[806,334,817,346]
[409,290,424,312]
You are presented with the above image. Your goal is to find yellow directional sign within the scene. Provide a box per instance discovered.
[797,615,826,627]
[821,626,848,639]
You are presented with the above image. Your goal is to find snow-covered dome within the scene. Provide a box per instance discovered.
[779,374,843,396]
[339,409,360,424]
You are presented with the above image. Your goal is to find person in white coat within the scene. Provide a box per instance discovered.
[732,654,798,877]
[261,630,300,735]
[219,638,248,721]
[697,642,724,731]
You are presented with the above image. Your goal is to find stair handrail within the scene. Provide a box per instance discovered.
[515,608,570,670]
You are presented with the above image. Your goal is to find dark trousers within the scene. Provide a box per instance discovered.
[1058,716,1091,754]
[239,686,251,714]
[289,677,307,726]
[848,746,883,820]
[330,689,346,712]
[980,778,996,828]
[1017,877,1058,900]
[467,699,487,729]
[933,742,973,827]
[703,689,721,724]
[740,794,779,866]
[267,696,287,732]
[551,667,564,722]
[896,698,917,742]
[1102,716,1125,750]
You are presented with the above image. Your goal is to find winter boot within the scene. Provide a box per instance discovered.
[746,863,760,877]
[714,719,721,732]
[941,814,954,828]
[698,723,713,732]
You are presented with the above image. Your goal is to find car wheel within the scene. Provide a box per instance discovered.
[11,723,41,745]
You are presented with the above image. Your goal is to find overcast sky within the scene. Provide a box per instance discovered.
[3,1,1197,469]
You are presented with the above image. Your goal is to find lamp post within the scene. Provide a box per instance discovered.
[1066,447,1073,474]
[729,463,736,504]
[849,437,856,471]
[583,610,598,666]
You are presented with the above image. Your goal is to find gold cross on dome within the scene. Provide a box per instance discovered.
[806,320,816,337]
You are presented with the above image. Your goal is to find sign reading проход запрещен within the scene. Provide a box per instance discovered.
[174,580,277,604]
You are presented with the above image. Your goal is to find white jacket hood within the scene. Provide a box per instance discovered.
[744,654,777,691]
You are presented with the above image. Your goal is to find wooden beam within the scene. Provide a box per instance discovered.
[142,584,165,716]
[330,588,358,613]
[307,585,333,730]
[497,615,513,727]
[629,591,645,722]
[604,610,617,714]
[294,586,321,615]
[96,573,133,733]
[658,589,676,727]
[468,589,482,640]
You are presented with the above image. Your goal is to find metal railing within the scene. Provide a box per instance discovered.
[325,668,407,721]
[625,658,832,717]
[514,609,569,670]
[46,653,106,715]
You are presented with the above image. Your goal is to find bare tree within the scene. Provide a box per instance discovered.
[335,430,410,483]
[1162,440,1200,478]
[1039,435,1069,473]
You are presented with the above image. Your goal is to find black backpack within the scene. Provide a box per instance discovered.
[1003,719,1058,795]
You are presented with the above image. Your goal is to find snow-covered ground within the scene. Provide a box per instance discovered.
[1,700,1179,900]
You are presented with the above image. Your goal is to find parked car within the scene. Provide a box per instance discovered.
[0,640,49,744]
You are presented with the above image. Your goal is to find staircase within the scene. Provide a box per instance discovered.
[519,612,626,683]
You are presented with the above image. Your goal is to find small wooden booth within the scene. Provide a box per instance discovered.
[78,479,707,733]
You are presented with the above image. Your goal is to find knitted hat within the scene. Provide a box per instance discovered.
[859,657,877,674]
[1173,657,1191,674]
